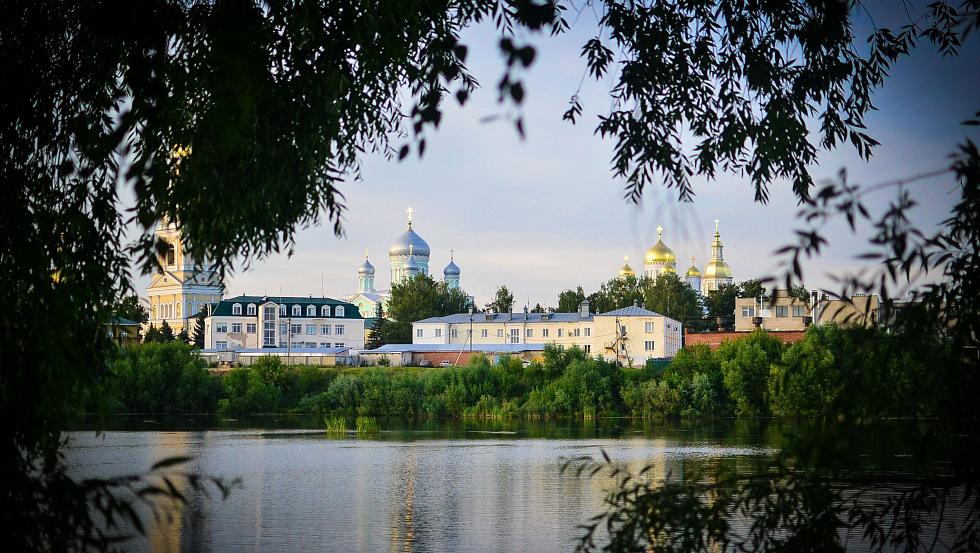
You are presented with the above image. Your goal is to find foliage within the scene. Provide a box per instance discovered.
[363,303,387,349]
[324,416,347,434]
[108,342,217,413]
[380,273,470,343]
[739,279,767,300]
[159,320,175,342]
[355,416,380,435]
[716,330,783,416]
[557,286,588,313]
[113,294,148,325]
[192,311,207,349]
[486,285,515,313]
[703,283,739,321]
[642,273,702,323]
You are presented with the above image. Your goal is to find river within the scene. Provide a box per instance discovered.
[63,417,970,552]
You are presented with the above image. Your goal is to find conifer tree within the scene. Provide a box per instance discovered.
[160,320,175,342]
[192,312,206,349]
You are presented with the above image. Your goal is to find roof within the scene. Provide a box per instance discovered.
[211,295,362,319]
[415,312,592,324]
[361,343,547,354]
[199,347,350,355]
[108,316,140,326]
[594,306,666,318]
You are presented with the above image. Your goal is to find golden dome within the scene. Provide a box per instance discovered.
[644,226,677,264]
[685,257,701,277]
[619,255,636,278]
[703,260,732,278]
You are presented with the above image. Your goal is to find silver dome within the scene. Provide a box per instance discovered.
[388,227,431,257]
[443,259,460,276]
[404,254,421,273]
[357,257,375,275]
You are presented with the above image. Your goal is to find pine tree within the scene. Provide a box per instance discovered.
[177,328,190,344]
[143,324,162,343]
[160,320,175,342]
[364,304,386,350]
[192,311,206,349]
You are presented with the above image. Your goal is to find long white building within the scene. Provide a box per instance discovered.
[412,302,682,365]
[205,295,366,351]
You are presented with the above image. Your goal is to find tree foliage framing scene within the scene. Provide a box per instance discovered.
[2,0,979,551]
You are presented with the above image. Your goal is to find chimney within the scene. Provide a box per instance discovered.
[633,299,640,308]
[579,300,590,318]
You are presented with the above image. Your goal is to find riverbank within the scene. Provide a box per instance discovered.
[96,324,959,422]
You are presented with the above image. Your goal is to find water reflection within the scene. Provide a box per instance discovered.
[64,418,948,553]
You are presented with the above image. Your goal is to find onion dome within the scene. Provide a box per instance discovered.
[685,256,701,277]
[619,255,635,278]
[443,250,460,276]
[404,243,421,276]
[644,225,677,264]
[388,206,430,257]
[357,249,375,275]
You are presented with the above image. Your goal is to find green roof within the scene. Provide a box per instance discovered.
[211,295,363,319]
[108,316,140,326]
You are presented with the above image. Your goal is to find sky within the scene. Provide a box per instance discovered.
[133,4,979,308]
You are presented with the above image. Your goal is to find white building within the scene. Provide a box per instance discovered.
[204,295,366,351]
[412,302,682,365]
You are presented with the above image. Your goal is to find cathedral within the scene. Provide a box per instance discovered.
[345,207,463,318]
[619,220,734,294]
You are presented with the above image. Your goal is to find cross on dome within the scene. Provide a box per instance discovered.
[657,225,664,238]
[406,206,414,228]
[624,254,630,263]
[450,248,455,260]
[364,248,369,259]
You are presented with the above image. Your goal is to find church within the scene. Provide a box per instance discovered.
[618,220,734,294]
[345,207,464,319]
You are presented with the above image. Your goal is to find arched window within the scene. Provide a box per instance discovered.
[247,304,256,315]
[279,304,286,316]
[232,303,242,315]
[307,305,316,316]
[292,305,301,316]
[166,244,176,266]
[321,305,331,317]
[335,306,345,317]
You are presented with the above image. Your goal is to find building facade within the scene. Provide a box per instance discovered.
[734,290,881,332]
[627,220,734,295]
[204,295,366,351]
[145,218,224,334]
[412,302,682,364]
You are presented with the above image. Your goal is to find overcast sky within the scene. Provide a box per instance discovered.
[133,5,979,308]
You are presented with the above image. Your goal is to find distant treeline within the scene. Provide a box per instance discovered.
[96,325,967,420]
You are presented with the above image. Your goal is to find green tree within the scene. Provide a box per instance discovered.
[738,279,767,300]
[364,303,387,350]
[114,294,148,325]
[530,302,546,313]
[716,330,784,416]
[176,328,190,344]
[192,311,206,349]
[642,273,702,323]
[486,285,515,313]
[589,275,645,313]
[704,283,740,322]
[382,274,469,344]
[143,324,162,343]
[556,286,586,313]
[159,320,175,343]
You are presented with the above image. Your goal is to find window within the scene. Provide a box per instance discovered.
[120,331,128,338]
[246,323,256,333]
[620,342,627,352]
[557,328,563,338]
[320,342,329,348]
[279,304,286,316]
[741,306,755,317]
[584,344,591,354]
[216,340,227,350]
[232,303,242,315]
[334,342,344,348]
[775,306,788,317]
[644,321,654,333]
[620,325,627,335]
[497,329,504,338]
[481,329,488,338]
[290,323,302,334]
[279,341,287,347]
[292,305,301,316]
[526,329,533,338]
[435,328,442,338]
[307,305,316,316]
[335,324,344,335]
[231,323,242,333]
[417,328,423,338]
[336,306,345,317]
[106,329,114,337]
[542,328,549,338]
[573,328,580,337]
[509,328,519,344]
[320,325,331,335]
[216,323,228,333]
[321,305,331,317]
[451,328,457,338]
[793,305,806,317]
[644,340,655,351]
[584,327,591,337]
[279,323,287,334]
[166,244,176,266]
[247,304,256,315]
[306,324,316,335]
